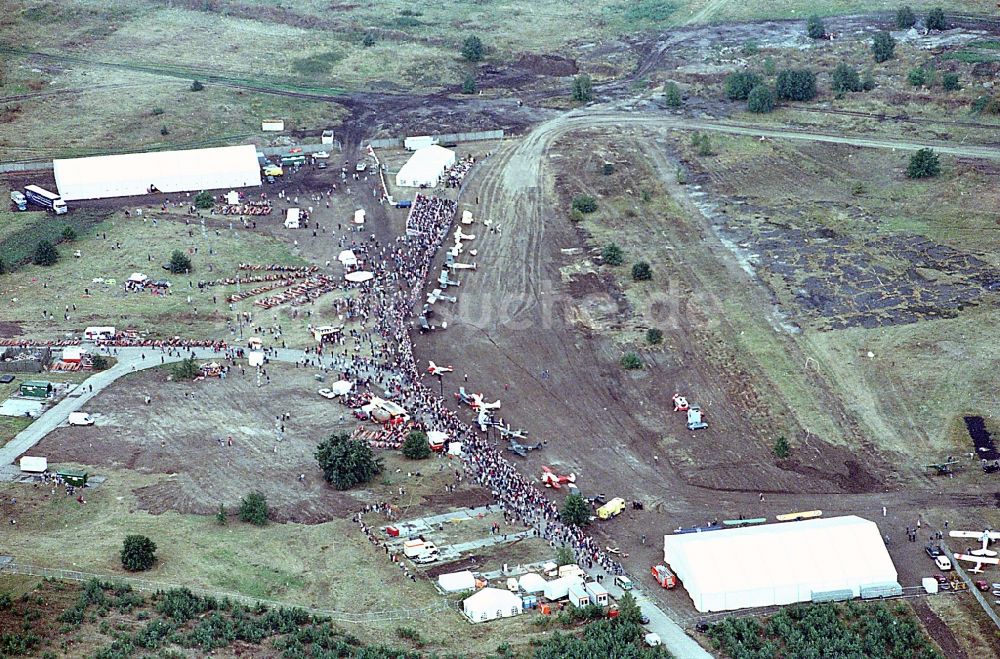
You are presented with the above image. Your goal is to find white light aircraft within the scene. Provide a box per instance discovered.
[950,529,1000,557]
[446,261,476,271]
[427,361,453,376]
[953,553,1000,573]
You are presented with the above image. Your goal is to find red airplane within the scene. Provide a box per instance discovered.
[540,465,576,489]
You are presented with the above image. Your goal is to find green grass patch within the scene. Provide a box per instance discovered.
[966,39,1000,49]
[608,0,679,26]
[940,50,998,64]
[290,49,346,77]
[0,209,111,271]
[0,416,32,449]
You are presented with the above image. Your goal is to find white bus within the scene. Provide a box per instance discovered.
[24,185,67,214]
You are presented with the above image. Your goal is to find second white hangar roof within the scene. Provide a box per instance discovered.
[663,515,899,612]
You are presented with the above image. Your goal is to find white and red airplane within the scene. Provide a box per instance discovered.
[672,394,689,412]
[950,529,1000,557]
[953,552,1000,574]
[540,465,576,489]
[427,361,453,377]
[470,393,501,411]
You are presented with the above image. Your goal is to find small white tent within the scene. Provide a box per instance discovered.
[395,145,455,188]
[337,250,358,268]
[518,573,546,594]
[438,570,476,593]
[463,587,522,623]
[285,208,301,229]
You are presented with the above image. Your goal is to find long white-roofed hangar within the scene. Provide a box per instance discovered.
[53,144,261,201]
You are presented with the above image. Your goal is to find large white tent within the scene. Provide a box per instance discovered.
[53,145,261,201]
[463,587,522,623]
[663,515,900,612]
[394,145,455,188]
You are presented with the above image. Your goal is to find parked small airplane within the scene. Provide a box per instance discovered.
[508,437,543,457]
[438,270,460,288]
[477,409,497,432]
[454,228,475,242]
[446,261,477,271]
[448,244,463,257]
[427,361,453,377]
[540,465,575,489]
[950,529,1000,557]
[497,424,529,440]
[455,387,500,410]
[953,553,1000,573]
[925,459,960,475]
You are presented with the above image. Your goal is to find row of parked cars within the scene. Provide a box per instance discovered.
[925,544,995,593]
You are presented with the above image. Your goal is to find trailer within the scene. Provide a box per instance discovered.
[24,185,68,214]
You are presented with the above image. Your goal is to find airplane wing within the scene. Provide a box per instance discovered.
[950,531,985,539]
[953,554,1000,571]
[987,531,1000,541]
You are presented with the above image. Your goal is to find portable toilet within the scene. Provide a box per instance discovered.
[585,582,609,606]
[567,582,590,608]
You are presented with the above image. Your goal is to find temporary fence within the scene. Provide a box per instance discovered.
[0,560,452,624]
[367,130,504,149]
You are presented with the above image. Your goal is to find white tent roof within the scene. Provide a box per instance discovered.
[663,515,899,612]
[54,145,261,201]
[438,570,476,593]
[395,145,455,188]
[463,588,522,621]
[518,573,546,593]
[337,250,358,266]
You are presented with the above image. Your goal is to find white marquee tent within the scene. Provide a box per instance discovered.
[53,145,261,201]
[394,145,455,188]
[518,572,547,594]
[437,570,476,593]
[463,587,522,623]
[663,515,900,612]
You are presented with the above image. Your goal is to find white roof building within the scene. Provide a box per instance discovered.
[663,515,900,612]
[395,145,455,188]
[437,570,476,593]
[53,145,261,201]
[463,587,522,623]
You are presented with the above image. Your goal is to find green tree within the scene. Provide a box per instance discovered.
[461,73,477,94]
[216,503,227,526]
[561,493,590,526]
[806,15,825,39]
[461,35,483,62]
[90,354,110,371]
[926,7,946,31]
[121,535,157,572]
[194,190,214,209]
[32,240,58,266]
[896,6,916,29]
[618,592,643,627]
[190,80,204,91]
[402,430,431,460]
[907,67,927,87]
[572,195,597,214]
[170,357,200,381]
[555,546,576,566]
[724,71,762,100]
[602,243,624,266]
[168,249,192,274]
[906,148,940,178]
[773,436,790,459]
[831,62,863,93]
[631,261,652,281]
[316,432,384,490]
[239,491,268,525]
[160,125,170,136]
[646,328,664,345]
[775,69,817,101]
[61,225,77,241]
[0,257,6,275]
[747,85,776,113]
[872,31,896,63]
[362,32,376,47]
[942,72,960,91]
[664,81,682,108]
[691,132,713,156]
[572,73,593,102]
[862,68,876,90]
[620,352,642,370]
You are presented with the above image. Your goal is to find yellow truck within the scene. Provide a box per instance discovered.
[597,497,626,520]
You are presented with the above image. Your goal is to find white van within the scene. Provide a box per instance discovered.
[934,555,953,571]
[644,633,662,647]
[68,412,95,426]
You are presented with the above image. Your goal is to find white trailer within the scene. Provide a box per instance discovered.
[19,456,48,473]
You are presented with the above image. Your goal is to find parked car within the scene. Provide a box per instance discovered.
[935,575,951,590]
[925,544,942,558]
[975,580,989,592]
[934,555,953,571]
[639,614,650,625]
[318,388,337,399]
[317,162,327,169]
[68,412,95,426]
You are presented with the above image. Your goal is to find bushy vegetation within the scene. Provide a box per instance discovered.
[462,73,477,94]
[906,148,940,178]
[646,328,664,345]
[602,243,624,266]
[534,597,663,658]
[663,81,682,107]
[773,435,790,459]
[896,6,916,29]
[461,35,483,62]
[747,85,775,113]
[724,71,762,100]
[631,261,652,281]
[831,62,863,93]
[121,535,157,572]
[239,491,269,525]
[168,249,192,274]
[61,225,77,241]
[621,352,643,370]
[194,191,214,209]
[806,15,825,39]
[572,195,598,214]
[926,7,946,31]
[189,80,204,91]
[315,432,384,490]
[32,240,58,266]
[402,430,431,460]
[706,601,941,659]
[170,357,200,381]
[775,69,816,101]
[907,67,928,87]
[942,72,960,91]
[572,73,593,102]
[561,493,590,526]
[872,31,896,63]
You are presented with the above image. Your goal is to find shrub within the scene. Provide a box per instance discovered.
[216,503,226,526]
[160,125,169,136]
[862,68,876,91]
[907,67,927,87]
[316,433,384,490]
[646,328,664,345]
[194,190,214,209]
[170,357,199,381]
[461,35,483,61]
[690,132,713,156]
[461,74,476,94]
[775,69,816,101]
[0,593,11,610]
[571,195,597,214]
[620,352,642,370]
[773,436,790,459]
[190,80,204,91]
[601,243,624,266]
[724,71,762,100]
[362,32,376,47]
[926,8,946,31]
[806,15,825,39]
[555,546,575,566]
[239,491,268,525]
[90,354,110,370]
[120,535,157,572]
[561,494,590,526]
[601,162,615,175]
[152,107,164,116]
[831,62,863,93]
[401,431,431,460]
[61,225,77,241]
[747,85,776,113]
[168,249,192,274]
[631,261,653,281]
[763,57,776,76]
[906,148,940,178]
[572,73,593,102]
[741,40,759,55]
[942,72,960,90]
[0,258,5,275]
[896,6,916,29]
[664,81,682,107]
[872,31,896,63]
[32,240,58,266]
